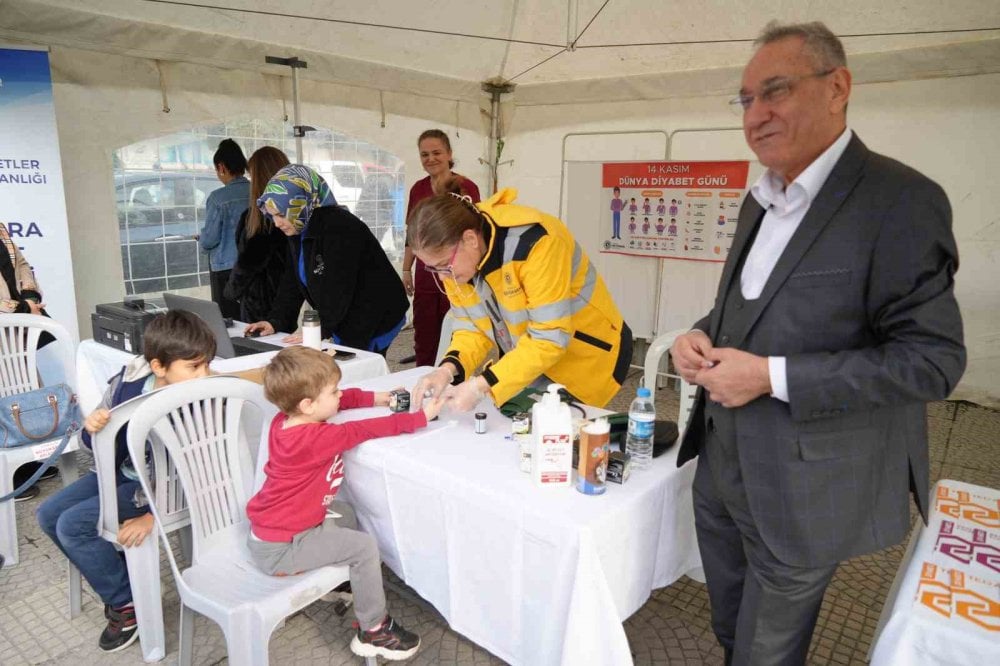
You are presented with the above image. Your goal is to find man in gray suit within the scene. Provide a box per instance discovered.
[670,21,966,665]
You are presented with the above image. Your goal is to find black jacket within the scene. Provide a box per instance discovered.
[266,206,408,350]
[225,210,290,323]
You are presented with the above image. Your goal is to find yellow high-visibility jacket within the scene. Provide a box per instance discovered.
[440,188,632,407]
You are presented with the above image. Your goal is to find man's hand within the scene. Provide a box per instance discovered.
[84,408,111,434]
[282,331,303,344]
[670,330,715,383]
[694,347,772,408]
[412,364,456,408]
[118,513,154,549]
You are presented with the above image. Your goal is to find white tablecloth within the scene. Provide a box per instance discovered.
[334,367,703,666]
[870,479,1000,665]
[76,324,389,412]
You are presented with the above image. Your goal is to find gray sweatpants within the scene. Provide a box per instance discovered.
[247,500,387,630]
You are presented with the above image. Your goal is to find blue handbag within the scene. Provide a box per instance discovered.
[0,384,82,502]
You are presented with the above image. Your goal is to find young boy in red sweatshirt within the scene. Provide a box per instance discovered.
[246,346,444,661]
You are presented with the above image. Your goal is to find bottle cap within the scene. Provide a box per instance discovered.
[542,383,565,406]
[637,387,651,398]
[303,309,320,323]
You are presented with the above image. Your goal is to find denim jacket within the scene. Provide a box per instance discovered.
[199,176,250,271]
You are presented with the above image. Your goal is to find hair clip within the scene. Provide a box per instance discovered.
[448,192,474,206]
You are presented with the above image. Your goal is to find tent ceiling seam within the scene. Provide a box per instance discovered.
[511,66,1000,107]
[569,0,610,50]
[495,0,521,81]
[0,30,483,109]
[140,0,565,48]
[136,1,1000,50]
[575,26,1000,49]
[510,49,568,82]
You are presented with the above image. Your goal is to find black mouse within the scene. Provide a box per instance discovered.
[245,329,263,338]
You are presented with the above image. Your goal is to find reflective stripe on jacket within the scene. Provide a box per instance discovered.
[441,188,631,407]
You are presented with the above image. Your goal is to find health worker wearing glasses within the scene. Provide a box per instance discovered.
[408,181,632,412]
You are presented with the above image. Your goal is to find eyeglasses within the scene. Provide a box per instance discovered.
[728,69,835,114]
[423,242,460,276]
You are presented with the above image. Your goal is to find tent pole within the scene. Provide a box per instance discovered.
[488,87,500,194]
[292,65,303,163]
[265,55,310,163]
[481,80,516,194]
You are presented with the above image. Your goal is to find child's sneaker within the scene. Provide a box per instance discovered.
[350,615,420,661]
[99,604,138,652]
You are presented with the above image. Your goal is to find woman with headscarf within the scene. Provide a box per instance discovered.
[244,165,408,355]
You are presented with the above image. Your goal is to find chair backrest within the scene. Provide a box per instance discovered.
[643,328,698,439]
[92,390,164,538]
[126,376,271,569]
[0,314,76,397]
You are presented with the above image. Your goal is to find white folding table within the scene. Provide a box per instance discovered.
[76,323,389,411]
[869,479,1000,665]
[332,367,703,666]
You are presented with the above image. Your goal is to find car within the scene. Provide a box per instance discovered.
[116,171,222,243]
[354,168,406,262]
[310,160,365,212]
[116,171,222,294]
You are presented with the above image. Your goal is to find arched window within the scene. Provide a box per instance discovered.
[114,119,406,296]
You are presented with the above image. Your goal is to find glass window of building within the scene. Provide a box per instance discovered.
[114,120,406,296]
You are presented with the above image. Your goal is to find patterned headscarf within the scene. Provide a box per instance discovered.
[256,164,337,233]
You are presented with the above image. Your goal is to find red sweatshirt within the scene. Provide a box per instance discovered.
[246,388,427,542]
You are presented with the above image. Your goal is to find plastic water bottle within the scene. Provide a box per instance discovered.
[626,387,655,469]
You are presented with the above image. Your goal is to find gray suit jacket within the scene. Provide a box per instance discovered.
[677,134,966,567]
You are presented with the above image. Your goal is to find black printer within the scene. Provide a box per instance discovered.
[91,298,164,354]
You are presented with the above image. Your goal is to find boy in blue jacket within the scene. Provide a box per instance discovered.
[36,311,216,653]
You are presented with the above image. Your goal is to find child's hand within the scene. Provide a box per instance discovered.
[84,408,111,434]
[117,513,154,548]
[421,393,447,422]
[374,387,404,408]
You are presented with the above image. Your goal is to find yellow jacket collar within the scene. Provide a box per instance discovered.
[480,187,519,210]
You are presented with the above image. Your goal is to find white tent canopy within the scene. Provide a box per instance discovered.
[5,0,1000,112]
[1,0,998,406]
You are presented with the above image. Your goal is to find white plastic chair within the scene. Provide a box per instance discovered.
[68,389,169,660]
[643,328,699,438]
[0,315,80,569]
[126,377,368,666]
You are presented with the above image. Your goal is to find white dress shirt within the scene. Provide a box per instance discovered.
[741,127,853,402]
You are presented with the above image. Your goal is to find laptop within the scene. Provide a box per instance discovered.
[162,293,283,359]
